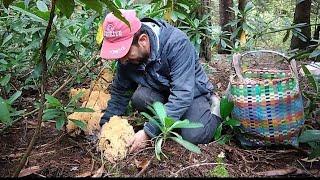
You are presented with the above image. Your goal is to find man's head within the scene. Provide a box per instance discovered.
[100,10,150,65]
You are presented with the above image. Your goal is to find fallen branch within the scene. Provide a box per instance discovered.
[13,0,56,176]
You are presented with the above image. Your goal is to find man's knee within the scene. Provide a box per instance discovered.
[131,86,167,112]
[181,114,221,144]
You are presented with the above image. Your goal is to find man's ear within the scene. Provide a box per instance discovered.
[138,34,149,47]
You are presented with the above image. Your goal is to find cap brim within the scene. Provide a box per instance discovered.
[100,37,133,60]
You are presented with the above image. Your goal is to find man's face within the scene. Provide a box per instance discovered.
[118,44,149,65]
[118,34,150,65]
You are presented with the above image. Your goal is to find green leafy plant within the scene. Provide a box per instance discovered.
[179,14,212,53]
[141,101,203,160]
[298,130,320,159]
[213,97,240,144]
[0,91,25,126]
[301,64,320,121]
[42,91,93,130]
[209,152,229,177]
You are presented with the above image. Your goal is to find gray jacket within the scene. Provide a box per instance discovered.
[100,18,214,138]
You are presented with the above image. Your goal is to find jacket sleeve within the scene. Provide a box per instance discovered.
[144,36,196,138]
[100,63,138,126]
[165,37,195,121]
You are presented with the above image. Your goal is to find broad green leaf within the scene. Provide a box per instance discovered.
[70,119,87,130]
[46,41,57,60]
[45,94,62,107]
[8,91,22,104]
[214,123,223,140]
[309,50,320,58]
[164,117,175,128]
[0,74,11,86]
[56,0,75,18]
[1,34,13,46]
[170,136,201,154]
[301,65,319,93]
[152,102,167,125]
[155,137,163,160]
[36,0,48,12]
[170,131,182,139]
[10,5,47,24]
[57,30,70,47]
[168,119,203,132]
[224,118,240,126]
[55,117,65,130]
[43,109,63,121]
[0,97,11,125]
[140,112,155,121]
[220,97,234,120]
[0,59,8,65]
[79,0,103,14]
[146,105,157,117]
[3,0,15,8]
[74,107,95,112]
[100,0,131,29]
[298,130,320,143]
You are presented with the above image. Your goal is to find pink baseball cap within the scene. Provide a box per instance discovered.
[100,9,141,60]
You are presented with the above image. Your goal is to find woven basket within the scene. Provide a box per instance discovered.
[228,50,305,147]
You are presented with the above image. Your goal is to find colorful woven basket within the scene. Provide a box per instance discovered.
[228,50,305,147]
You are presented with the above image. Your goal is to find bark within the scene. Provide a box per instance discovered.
[198,0,212,61]
[218,0,233,54]
[290,0,312,50]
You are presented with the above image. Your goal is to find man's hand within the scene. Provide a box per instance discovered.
[127,130,150,154]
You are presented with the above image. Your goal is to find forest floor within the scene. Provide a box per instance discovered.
[0,55,319,177]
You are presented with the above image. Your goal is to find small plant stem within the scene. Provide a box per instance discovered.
[13,0,56,177]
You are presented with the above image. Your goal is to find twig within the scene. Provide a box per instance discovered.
[13,0,56,177]
[296,159,315,177]
[172,162,231,177]
[135,155,154,177]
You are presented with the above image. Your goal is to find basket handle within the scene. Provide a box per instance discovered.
[232,50,299,81]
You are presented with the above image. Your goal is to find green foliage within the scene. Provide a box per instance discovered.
[209,152,229,177]
[214,97,240,145]
[141,101,203,160]
[43,92,93,130]
[179,14,211,53]
[298,130,320,159]
[301,64,320,119]
[0,91,24,126]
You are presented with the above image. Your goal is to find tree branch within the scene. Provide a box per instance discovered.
[13,0,56,177]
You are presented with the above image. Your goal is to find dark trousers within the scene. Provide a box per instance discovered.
[131,86,221,144]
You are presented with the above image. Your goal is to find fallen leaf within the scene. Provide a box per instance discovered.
[18,166,41,177]
[256,167,297,176]
[92,164,105,177]
[76,171,92,177]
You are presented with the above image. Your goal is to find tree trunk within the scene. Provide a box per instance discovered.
[218,0,233,54]
[197,0,212,61]
[290,0,312,50]
[236,0,247,39]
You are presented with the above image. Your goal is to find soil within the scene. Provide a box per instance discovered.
[0,56,319,178]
